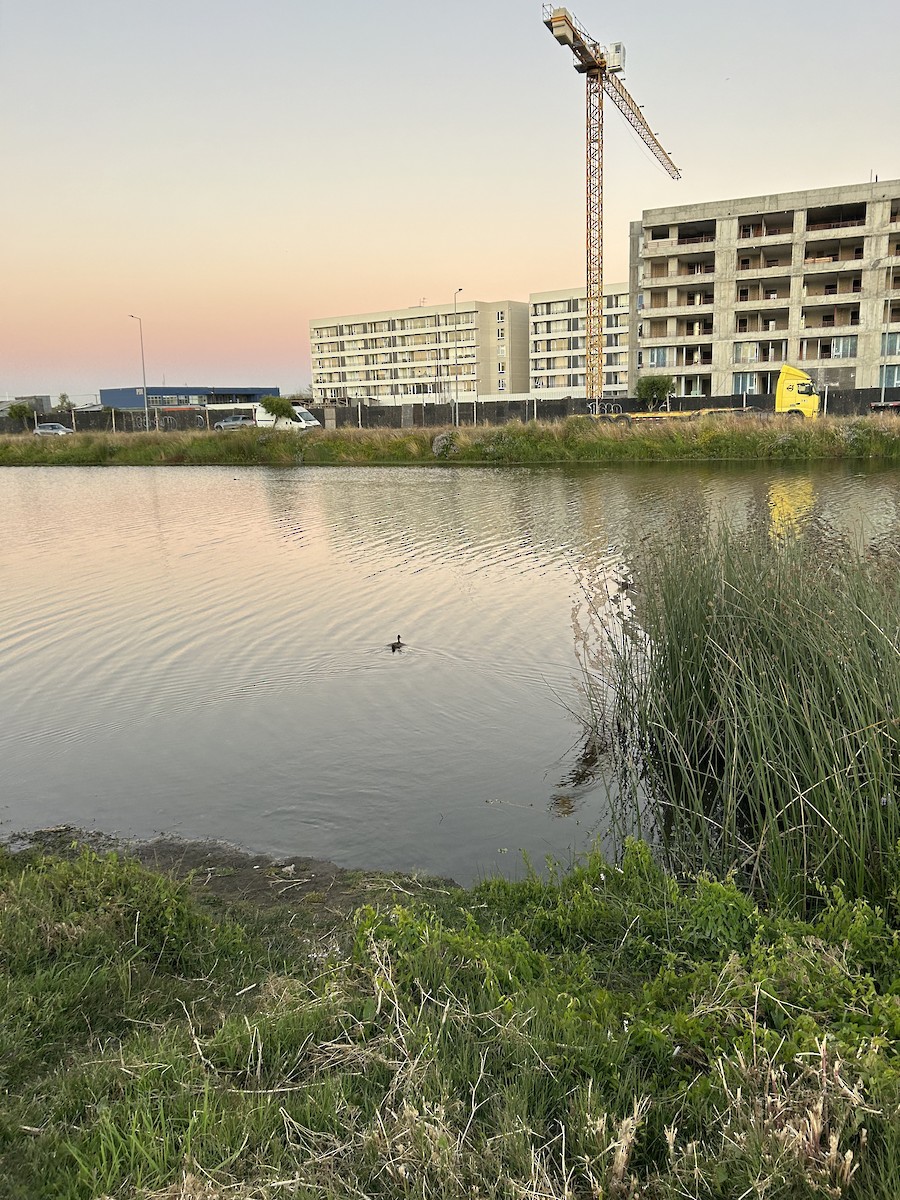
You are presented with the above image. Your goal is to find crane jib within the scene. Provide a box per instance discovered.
[545,5,681,401]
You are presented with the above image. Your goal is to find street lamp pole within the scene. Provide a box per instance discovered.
[453,287,463,426]
[129,314,150,431]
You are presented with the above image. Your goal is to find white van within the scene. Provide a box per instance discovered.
[254,403,322,432]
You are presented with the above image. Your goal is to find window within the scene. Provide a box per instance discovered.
[831,336,858,359]
[738,288,750,302]
[497,327,505,339]
[740,258,751,270]
[733,372,758,395]
[737,318,749,333]
[497,361,505,374]
[496,310,505,322]
[880,365,900,389]
[647,347,669,368]
[497,378,506,391]
[883,332,900,356]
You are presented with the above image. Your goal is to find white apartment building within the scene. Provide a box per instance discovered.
[309,300,529,405]
[628,180,900,398]
[529,284,629,398]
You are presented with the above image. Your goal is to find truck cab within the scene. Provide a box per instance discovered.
[775,365,820,419]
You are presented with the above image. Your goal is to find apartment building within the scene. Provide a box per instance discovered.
[309,300,529,405]
[628,180,900,398]
[529,284,629,398]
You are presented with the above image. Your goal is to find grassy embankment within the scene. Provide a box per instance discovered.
[4,414,900,466]
[4,528,900,1198]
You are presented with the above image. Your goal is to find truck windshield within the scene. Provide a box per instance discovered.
[797,383,815,395]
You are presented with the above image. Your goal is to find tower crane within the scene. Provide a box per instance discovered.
[544,6,680,403]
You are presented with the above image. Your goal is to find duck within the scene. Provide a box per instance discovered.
[390,634,404,652]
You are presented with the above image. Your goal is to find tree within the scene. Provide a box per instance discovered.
[260,395,297,422]
[7,402,33,431]
[634,375,675,411]
[57,393,71,411]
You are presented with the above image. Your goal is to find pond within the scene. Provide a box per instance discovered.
[2,462,899,884]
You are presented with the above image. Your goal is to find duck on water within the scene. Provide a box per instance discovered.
[390,635,404,653]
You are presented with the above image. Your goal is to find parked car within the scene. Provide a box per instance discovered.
[213,415,256,431]
[33,423,74,436]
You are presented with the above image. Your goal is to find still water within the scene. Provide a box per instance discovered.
[2,463,899,884]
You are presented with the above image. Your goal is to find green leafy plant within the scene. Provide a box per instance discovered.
[6,402,33,431]
[635,374,675,410]
[260,394,298,422]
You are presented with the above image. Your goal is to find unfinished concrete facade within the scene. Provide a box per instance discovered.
[628,180,900,397]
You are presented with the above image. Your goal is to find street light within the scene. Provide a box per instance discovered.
[129,314,150,431]
[453,287,463,426]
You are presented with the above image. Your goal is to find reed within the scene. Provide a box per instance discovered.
[606,522,900,912]
[3,415,900,467]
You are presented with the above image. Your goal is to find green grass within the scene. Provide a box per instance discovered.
[4,415,900,467]
[2,841,900,1198]
[5,520,900,1197]
[604,522,900,914]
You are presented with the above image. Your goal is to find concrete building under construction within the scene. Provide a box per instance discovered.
[628,179,900,399]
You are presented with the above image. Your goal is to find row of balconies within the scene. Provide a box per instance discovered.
[649,245,884,282]
[642,273,887,314]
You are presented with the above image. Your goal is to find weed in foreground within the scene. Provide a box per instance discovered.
[2,843,899,1198]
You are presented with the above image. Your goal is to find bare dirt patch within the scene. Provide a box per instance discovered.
[5,825,460,937]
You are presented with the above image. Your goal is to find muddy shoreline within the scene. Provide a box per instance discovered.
[4,824,460,922]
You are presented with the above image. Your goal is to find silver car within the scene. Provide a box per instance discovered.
[34,423,74,436]
[213,415,257,431]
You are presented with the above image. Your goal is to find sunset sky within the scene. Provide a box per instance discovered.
[2,0,898,401]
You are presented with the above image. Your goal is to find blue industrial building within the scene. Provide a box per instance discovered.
[100,385,280,410]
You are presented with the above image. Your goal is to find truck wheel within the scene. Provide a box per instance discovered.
[613,414,632,425]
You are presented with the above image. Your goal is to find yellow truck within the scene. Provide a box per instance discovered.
[594,365,821,423]
[774,365,820,419]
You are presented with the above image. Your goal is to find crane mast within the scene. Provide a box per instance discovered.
[543,6,680,403]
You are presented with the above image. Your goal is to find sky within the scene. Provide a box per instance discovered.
[1,0,898,402]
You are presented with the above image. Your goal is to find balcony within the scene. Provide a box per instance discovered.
[737,210,793,242]
[676,260,715,277]
[736,257,792,274]
[803,286,862,303]
[676,219,716,247]
[735,309,789,335]
[805,202,867,234]
[801,310,860,332]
